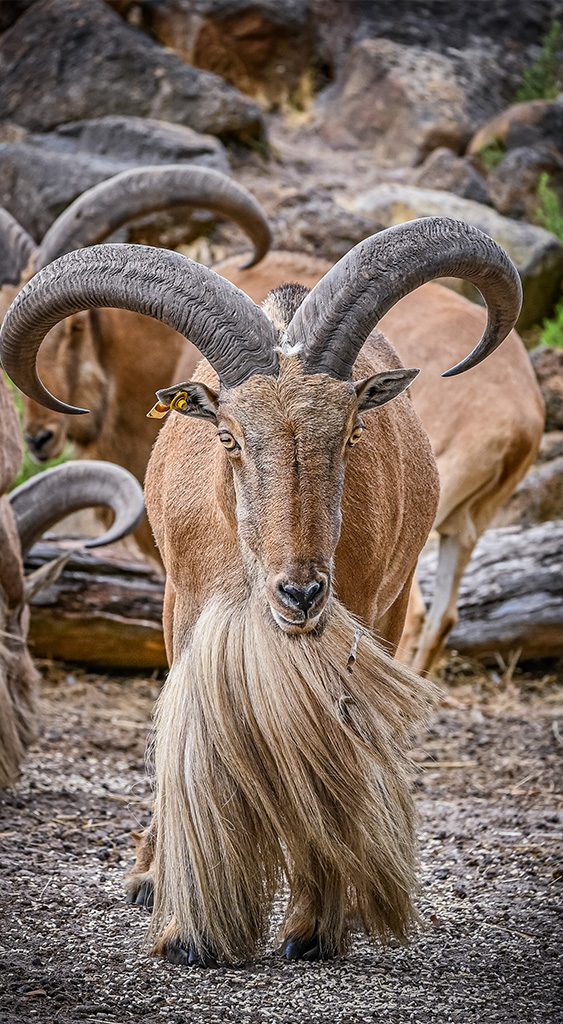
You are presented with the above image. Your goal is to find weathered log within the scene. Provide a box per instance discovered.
[26,539,167,669]
[26,522,563,669]
[418,521,563,662]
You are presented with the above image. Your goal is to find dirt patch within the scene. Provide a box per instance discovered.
[1,659,562,1024]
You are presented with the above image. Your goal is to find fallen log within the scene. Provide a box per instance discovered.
[26,522,563,668]
[418,521,563,662]
[26,539,167,670]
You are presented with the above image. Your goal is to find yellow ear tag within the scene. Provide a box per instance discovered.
[146,401,171,420]
[170,392,188,412]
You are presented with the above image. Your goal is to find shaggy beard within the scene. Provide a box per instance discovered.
[0,637,39,788]
[150,592,437,964]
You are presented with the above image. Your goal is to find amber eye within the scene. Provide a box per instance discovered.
[218,431,240,452]
[347,426,364,447]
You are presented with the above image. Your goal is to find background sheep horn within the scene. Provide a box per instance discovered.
[9,459,145,557]
[287,218,523,380]
[34,165,272,272]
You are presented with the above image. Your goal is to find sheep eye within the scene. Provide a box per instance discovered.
[347,426,364,447]
[218,431,239,452]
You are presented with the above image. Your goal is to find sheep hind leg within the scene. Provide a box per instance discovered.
[125,822,156,911]
[410,532,474,675]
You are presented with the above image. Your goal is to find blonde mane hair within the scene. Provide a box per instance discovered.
[151,590,436,963]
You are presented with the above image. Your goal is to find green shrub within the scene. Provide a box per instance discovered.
[477,138,505,173]
[540,299,563,348]
[536,172,563,240]
[516,21,563,102]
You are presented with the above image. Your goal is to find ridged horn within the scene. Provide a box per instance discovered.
[9,460,145,557]
[35,165,272,271]
[286,218,523,380]
[0,244,278,414]
[0,208,36,287]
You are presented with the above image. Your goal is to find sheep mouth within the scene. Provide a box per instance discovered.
[269,606,324,635]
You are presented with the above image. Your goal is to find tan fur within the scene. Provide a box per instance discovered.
[150,592,436,963]
[142,333,440,962]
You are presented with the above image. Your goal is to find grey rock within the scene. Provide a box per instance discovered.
[411,148,490,205]
[346,184,563,329]
[487,144,563,221]
[271,188,378,261]
[469,96,563,158]
[314,38,511,166]
[0,0,265,143]
[531,348,563,431]
[0,116,230,241]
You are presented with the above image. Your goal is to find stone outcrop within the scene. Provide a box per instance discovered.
[140,0,314,107]
[0,0,265,143]
[0,117,230,242]
[410,148,490,205]
[486,144,563,221]
[345,184,563,328]
[469,97,563,158]
[531,347,563,430]
[314,38,511,166]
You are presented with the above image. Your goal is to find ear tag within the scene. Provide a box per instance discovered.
[170,392,188,412]
[146,401,171,420]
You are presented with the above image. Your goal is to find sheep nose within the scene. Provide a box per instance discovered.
[279,579,324,615]
[25,429,54,459]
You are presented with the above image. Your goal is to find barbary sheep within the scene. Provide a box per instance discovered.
[1,217,522,964]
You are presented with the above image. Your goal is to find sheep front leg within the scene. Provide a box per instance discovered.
[278,859,347,961]
[125,820,156,911]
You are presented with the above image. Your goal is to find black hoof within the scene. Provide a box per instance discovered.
[126,877,154,911]
[280,925,334,962]
[164,939,218,968]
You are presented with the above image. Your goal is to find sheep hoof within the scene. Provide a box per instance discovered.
[126,876,154,911]
[280,925,331,962]
[163,939,218,968]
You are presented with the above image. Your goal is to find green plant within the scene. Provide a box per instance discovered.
[516,21,563,102]
[540,299,563,348]
[477,138,505,173]
[536,172,563,240]
[4,374,71,490]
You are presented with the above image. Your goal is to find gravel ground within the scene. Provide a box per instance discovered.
[0,659,561,1024]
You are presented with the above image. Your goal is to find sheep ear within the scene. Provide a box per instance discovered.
[147,382,219,423]
[355,368,420,411]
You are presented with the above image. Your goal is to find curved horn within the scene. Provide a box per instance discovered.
[0,208,36,287]
[9,460,145,557]
[0,244,278,414]
[35,165,272,271]
[287,218,523,380]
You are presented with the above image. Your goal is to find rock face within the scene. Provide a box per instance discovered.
[0,117,230,241]
[0,0,265,143]
[141,0,314,107]
[410,148,490,205]
[268,188,377,261]
[346,184,563,328]
[531,347,563,430]
[493,432,563,528]
[469,97,563,158]
[314,38,510,166]
[487,144,563,221]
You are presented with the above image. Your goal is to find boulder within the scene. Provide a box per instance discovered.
[0,0,265,144]
[345,184,563,328]
[410,148,490,205]
[530,347,563,430]
[269,188,378,261]
[469,96,563,157]
[141,0,314,107]
[313,38,509,166]
[0,117,230,242]
[487,144,563,221]
[493,432,563,528]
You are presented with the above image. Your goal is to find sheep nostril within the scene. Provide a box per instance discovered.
[25,430,55,461]
[279,579,324,614]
